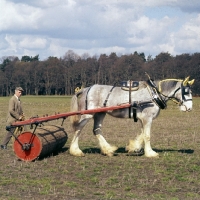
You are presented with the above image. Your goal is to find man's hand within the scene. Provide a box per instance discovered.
[19,115,25,121]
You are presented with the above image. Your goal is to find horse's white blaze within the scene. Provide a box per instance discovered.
[96,134,118,156]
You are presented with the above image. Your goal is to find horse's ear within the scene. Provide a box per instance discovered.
[188,79,195,86]
[183,76,190,86]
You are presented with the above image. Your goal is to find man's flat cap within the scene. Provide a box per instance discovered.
[15,87,24,91]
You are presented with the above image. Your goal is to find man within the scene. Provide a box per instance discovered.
[1,87,24,149]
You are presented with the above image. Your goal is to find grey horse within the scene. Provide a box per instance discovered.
[70,76,194,157]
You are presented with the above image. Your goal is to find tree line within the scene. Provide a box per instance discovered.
[0,50,200,96]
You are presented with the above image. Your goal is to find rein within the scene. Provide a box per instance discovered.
[161,87,182,105]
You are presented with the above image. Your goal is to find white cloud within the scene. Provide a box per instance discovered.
[0,0,42,31]
[19,36,47,49]
[172,14,200,53]
[0,0,200,60]
[5,35,18,52]
[126,15,175,54]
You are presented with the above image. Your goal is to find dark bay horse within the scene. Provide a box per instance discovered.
[69,77,194,157]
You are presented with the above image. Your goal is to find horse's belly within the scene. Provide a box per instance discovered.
[107,108,129,118]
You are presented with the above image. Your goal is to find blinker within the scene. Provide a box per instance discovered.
[181,85,192,103]
[183,87,190,95]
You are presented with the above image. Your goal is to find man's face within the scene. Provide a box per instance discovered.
[15,90,22,98]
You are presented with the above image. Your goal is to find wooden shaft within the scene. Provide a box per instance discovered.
[12,103,131,127]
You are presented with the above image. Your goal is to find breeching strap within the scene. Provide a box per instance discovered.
[85,86,93,110]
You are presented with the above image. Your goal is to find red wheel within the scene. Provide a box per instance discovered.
[13,132,42,161]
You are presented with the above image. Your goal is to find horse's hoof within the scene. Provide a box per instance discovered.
[145,152,159,158]
[101,145,118,156]
[69,149,85,157]
[125,139,144,153]
[71,152,85,157]
[128,149,144,156]
[105,152,114,157]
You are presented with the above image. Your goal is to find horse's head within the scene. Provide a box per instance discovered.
[159,77,195,112]
[176,77,194,112]
[180,77,194,111]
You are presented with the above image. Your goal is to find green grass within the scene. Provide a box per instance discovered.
[0,96,200,199]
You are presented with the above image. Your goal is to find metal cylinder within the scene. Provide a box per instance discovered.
[13,125,68,161]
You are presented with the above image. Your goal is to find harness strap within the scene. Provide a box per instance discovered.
[167,87,182,105]
[131,101,153,122]
[132,102,138,122]
[129,80,132,118]
[103,85,115,107]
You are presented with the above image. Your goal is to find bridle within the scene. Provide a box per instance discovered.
[161,83,192,107]
[129,75,193,122]
[146,78,192,109]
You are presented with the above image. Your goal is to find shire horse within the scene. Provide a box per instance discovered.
[70,76,194,157]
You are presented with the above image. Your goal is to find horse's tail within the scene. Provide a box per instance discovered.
[70,88,84,129]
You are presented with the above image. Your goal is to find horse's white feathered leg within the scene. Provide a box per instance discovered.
[126,129,144,153]
[70,116,92,157]
[69,130,85,157]
[93,112,117,156]
[143,121,159,157]
[93,113,118,156]
[96,134,118,156]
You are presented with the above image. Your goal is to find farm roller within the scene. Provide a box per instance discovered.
[13,125,68,161]
[9,103,132,161]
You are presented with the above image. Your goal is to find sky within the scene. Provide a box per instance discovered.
[0,0,200,61]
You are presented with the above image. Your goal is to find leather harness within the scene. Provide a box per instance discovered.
[84,78,188,122]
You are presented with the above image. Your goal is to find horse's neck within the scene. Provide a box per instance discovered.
[157,79,182,98]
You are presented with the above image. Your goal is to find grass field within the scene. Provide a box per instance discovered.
[0,96,200,200]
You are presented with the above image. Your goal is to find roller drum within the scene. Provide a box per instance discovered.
[13,125,68,161]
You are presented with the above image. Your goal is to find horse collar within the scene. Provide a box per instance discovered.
[146,80,167,109]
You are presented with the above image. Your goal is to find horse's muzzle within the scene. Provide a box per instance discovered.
[180,104,192,112]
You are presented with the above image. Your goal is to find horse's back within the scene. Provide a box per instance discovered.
[78,82,148,109]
